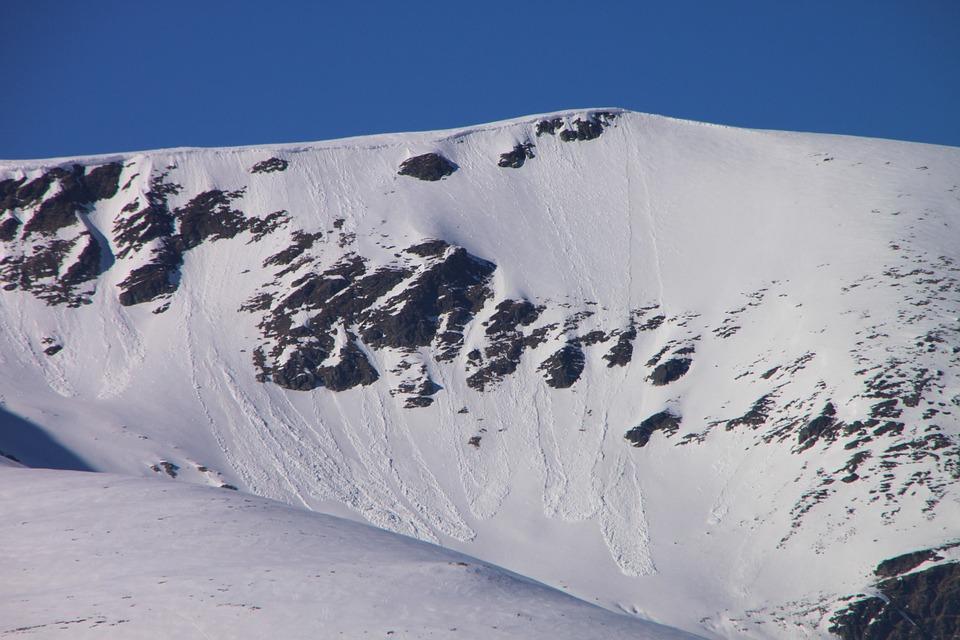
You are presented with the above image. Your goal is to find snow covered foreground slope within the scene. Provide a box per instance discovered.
[0,466,696,639]
[1,109,959,638]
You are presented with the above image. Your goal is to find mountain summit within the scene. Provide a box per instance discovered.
[2,110,958,638]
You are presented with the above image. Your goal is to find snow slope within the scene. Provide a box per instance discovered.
[0,466,696,639]
[1,109,958,638]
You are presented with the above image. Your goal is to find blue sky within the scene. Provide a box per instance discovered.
[2,0,958,158]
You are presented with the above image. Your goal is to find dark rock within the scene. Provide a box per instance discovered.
[498,142,536,168]
[539,344,585,388]
[726,393,776,430]
[317,341,379,391]
[875,550,941,579]
[560,118,604,142]
[150,461,179,478]
[21,163,122,237]
[254,243,495,392]
[362,248,494,352]
[404,396,434,409]
[873,421,904,437]
[263,230,321,267]
[535,118,563,136]
[175,189,249,250]
[485,299,540,336]
[466,299,542,391]
[650,358,691,386]
[247,210,290,242]
[117,240,181,306]
[797,402,841,450]
[397,153,457,181]
[468,436,481,448]
[638,314,666,331]
[830,561,960,640]
[83,162,123,200]
[405,239,450,258]
[250,157,288,174]
[0,177,26,212]
[60,233,102,286]
[870,399,902,419]
[604,327,637,367]
[43,344,62,356]
[626,411,681,447]
[536,112,618,142]
[0,216,21,242]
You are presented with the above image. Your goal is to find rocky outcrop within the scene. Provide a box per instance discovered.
[0,163,122,306]
[250,157,288,174]
[250,242,495,392]
[535,111,618,142]
[498,142,535,168]
[539,344,585,388]
[467,299,542,391]
[115,182,288,307]
[397,153,457,181]
[650,357,692,385]
[626,411,681,447]
[830,554,960,640]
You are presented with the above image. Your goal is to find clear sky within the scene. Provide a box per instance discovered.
[2,0,958,159]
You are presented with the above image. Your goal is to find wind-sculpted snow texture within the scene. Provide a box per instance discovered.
[1,109,959,638]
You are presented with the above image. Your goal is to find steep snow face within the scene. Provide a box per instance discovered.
[1,109,959,638]
[0,467,696,639]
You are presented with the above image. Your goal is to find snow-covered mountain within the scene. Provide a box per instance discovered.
[1,109,958,638]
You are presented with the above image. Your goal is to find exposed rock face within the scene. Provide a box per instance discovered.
[625,411,681,447]
[397,153,457,181]
[498,142,536,168]
[539,344,585,388]
[467,299,542,391]
[797,402,840,450]
[0,162,122,306]
[250,157,288,174]
[604,327,637,367]
[535,111,618,142]
[250,241,495,391]
[875,549,943,579]
[116,184,288,307]
[650,357,692,385]
[830,557,960,640]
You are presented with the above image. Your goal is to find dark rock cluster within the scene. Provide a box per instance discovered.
[535,111,618,142]
[0,162,122,306]
[830,548,960,640]
[626,411,681,447]
[115,179,289,307]
[466,299,542,391]
[498,142,535,168]
[397,153,457,181]
[249,241,495,392]
[250,157,289,174]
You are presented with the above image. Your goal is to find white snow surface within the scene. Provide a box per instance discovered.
[1,109,959,638]
[0,467,696,639]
